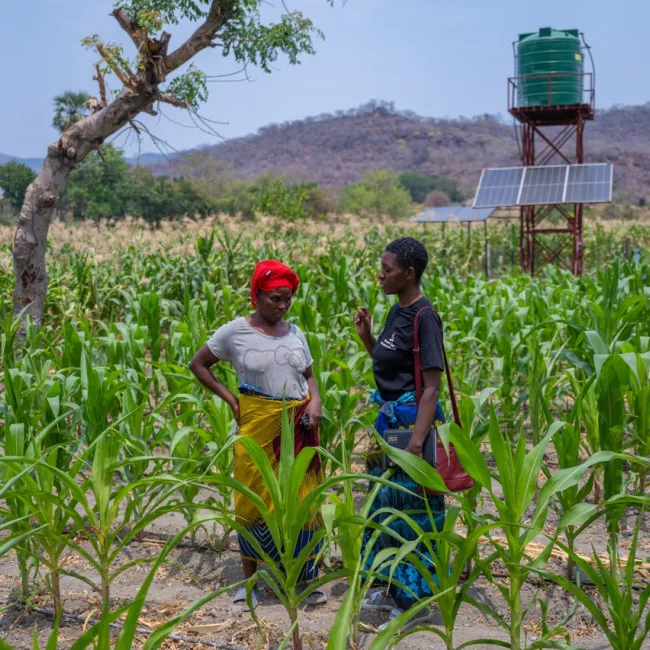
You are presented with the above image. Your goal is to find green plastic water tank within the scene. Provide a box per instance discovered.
[516,27,583,107]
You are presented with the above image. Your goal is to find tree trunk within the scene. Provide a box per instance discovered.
[11,6,229,327]
[56,178,71,222]
[13,147,75,325]
[12,90,154,325]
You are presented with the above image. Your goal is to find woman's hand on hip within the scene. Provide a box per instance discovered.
[228,396,240,425]
[304,398,322,430]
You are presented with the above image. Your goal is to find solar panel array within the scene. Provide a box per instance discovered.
[519,166,567,205]
[414,206,495,223]
[473,168,524,210]
[565,164,613,203]
[473,163,612,208]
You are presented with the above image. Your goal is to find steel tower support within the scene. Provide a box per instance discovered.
[508,73,594,275]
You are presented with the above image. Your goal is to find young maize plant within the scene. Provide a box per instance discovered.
[535,517,650,650]
[0,220,649,649]
[448,411,620,650]
[198,401,370,650]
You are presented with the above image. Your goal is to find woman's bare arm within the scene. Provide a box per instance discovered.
[303,366,323,429]
[189,345,240,422]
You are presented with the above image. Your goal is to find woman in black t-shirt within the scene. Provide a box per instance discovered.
[354,237,446,632]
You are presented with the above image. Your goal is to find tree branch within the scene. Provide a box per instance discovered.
[111,8,145,52]
[95,42,135,89]
[157,32,171,58]
[150,32,172,80]
[88,97,102,113]
[162,2,230,77]
[131,119,182,160]
[93,63,108,107]
[157,93,189,110]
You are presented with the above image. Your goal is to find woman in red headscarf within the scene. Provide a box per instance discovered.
[189,260,325,610]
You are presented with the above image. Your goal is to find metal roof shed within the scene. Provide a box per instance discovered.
[413,206,496,223]
[412,206,497,275]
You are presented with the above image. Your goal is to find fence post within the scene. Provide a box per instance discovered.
[484,221,489,277]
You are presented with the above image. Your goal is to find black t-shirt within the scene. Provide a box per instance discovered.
[372,296,444,402]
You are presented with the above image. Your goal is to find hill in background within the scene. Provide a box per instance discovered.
[154,100,650,201]
[5,100,650,201]
[0,152,45,172]
[0,151,166,172]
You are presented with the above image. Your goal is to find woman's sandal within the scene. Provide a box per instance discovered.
[232,586,261,611]
[297,584,328,606]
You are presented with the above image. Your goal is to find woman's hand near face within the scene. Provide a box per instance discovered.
[355,307,376,355]
[354,307,372,337]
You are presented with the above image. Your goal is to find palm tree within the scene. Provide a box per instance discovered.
[52,91,90,219]
[52,91,90,133]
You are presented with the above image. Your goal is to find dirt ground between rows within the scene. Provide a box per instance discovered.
[2,490,650,650]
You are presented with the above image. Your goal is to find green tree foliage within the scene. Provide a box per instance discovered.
[214,180,258,221]
[52,91,90,133]
[397,171,435,203]
[50,144,330,224]
[431,175,463,203]
[122,167,215,223]
[175,152,233,200]
[301,182,333,219]
[93,1,330,111]
[338,169,410,220]
[0,162,37,211]
[396,172,463,205]
[213,175,328,221]
[65,145,131,220]
[255,176,309,220]
[62,146,214,222]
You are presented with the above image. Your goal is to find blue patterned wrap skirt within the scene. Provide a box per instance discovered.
[362,391,446,610]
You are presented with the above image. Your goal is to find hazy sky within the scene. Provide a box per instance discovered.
[2,0,649,157]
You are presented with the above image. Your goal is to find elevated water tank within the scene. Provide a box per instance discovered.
[516,27,583,108]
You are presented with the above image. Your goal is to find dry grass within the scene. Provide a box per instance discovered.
[1,211,647,273]
[0,213,397,273]
[486,536,650,580]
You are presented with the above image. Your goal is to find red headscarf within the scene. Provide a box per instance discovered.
[250,260,300,308]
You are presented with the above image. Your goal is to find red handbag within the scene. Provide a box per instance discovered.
[414,307,474,494]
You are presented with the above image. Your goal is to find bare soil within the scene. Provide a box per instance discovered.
[3,496,649,650]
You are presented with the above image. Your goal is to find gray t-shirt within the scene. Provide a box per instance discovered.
[206,317,313,399]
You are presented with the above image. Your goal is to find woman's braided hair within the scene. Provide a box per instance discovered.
[385,237,429,282]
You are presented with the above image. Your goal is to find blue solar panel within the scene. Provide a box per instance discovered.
[519,166,567,205]
[473,168,525,208]
[414,206,495,223]
[564,164,613,203]
[473,163,613,207]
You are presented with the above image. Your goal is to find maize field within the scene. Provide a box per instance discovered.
[0,216,650,650]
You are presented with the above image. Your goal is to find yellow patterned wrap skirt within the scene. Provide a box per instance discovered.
[234,393,323,576]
